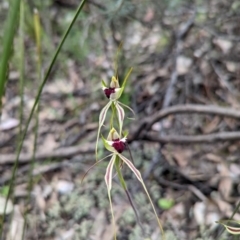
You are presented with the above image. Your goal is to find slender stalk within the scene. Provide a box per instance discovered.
[0,0,87,237]
[18,0,25,136]
[110,103,115,129]
[115,156,127,190]
[124,189,145,235]
[0,0,21,237]
[22,8,41,239]
[19,2,25,236]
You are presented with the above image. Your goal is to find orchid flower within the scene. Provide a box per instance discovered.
[102,128,165,240]
[95,68,134,160]
[217,220,240,235]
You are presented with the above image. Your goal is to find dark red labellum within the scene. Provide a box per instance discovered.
[104,88,115,99]
[112,139,126,153]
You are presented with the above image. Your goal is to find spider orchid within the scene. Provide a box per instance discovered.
[95,68,134,160]
[217,220,240,235]
[102,128,165,240]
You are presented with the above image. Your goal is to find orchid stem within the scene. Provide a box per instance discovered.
[115,155,127,190]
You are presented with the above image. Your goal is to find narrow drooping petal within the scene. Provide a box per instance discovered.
[118,153,165,239]
[118,154,142,182]
[217,220,240,235]
[96,101,112,159]
[81,154,113,184]
[115,102,125,135]
[99,101,112,127]
[105,154,116,191]
[119,102,135,120]
[105,154,117,240]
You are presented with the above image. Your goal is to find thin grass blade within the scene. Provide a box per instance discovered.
[1,1,88,238]
[0,0,21,110]
[81,154,113,183]
[118,67,133,98]
[22,9,42,239]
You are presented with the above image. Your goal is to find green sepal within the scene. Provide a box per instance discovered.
[118,67,133,98]
[122,130,128,138]
[101,135,116,153]
[101,79,107,88]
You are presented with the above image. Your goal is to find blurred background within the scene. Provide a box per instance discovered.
[1,0,240,239]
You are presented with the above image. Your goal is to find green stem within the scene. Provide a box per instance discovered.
[22,8,41,239]
[115,155,127,190]
[111,102,121,133]
[111,103,118,130]
[18,0,25,136]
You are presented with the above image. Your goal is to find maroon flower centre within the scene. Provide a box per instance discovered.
[112,139,126,153]
[104,88,115,99]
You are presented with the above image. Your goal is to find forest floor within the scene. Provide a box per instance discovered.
[1,0,240,239]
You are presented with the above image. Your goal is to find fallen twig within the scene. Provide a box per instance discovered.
[130,104,240,141]
[0,144,95,164]
[143,131,240,144]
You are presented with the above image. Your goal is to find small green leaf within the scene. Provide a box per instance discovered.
[158,198,174,210]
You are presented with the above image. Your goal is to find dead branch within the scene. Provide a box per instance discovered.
[129,104,240,141]
[0,144,95,164]
[142,131,240,144]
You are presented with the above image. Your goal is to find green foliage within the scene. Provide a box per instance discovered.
[158,198,175,210]
[0,0,20,109]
